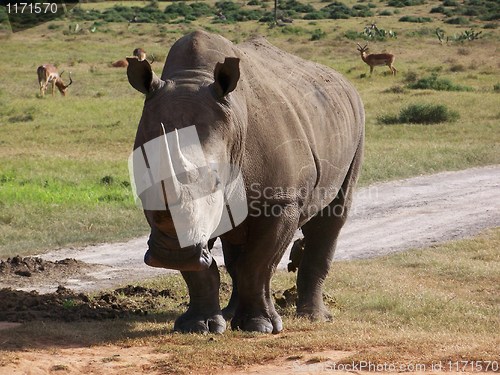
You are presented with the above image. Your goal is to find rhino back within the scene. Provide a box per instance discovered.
[236,38,364,201]
[159,31,364,211]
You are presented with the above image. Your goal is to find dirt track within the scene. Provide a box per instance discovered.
[1,165,499,294]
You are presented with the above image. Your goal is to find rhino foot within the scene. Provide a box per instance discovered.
[174,311,226,334]
[231,312,283,334]
[296,305,332,322]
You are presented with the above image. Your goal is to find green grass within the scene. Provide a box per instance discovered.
[0,0,499,257]
[1,229,498,373]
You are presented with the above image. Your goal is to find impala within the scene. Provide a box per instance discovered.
[112,47,153,68]
[37,64,73,97]
[357,43,397,76]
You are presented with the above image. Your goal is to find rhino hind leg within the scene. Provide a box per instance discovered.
[297,141,363,320]
[220,242,242,320]
[175,261,226,333]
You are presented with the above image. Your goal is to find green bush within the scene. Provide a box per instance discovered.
[387,0,425,7]
[407,73,473,91]
[310,28,327,40]
[435,0,498,22]
[344,30,364,40]
[494,83,500,92]
[278,0,314,13]
[303,11,325,19]
[320,2,352,19]
[445,16,469,24]
[483,23,498,29]
[165,2,214,19]
[378,103,459,124]
[399,15,432,22]
[214,1,264,22]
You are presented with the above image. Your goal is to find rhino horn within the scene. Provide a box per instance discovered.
[161,123,181,202]
[172,128,199,180]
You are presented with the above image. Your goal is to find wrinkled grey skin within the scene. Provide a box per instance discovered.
[127,31,364,334]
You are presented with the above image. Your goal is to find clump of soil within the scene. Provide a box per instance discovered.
[0,285,174,322]
[0,255,98,290]
[0,256,89,278]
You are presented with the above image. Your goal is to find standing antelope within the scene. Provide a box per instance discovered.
[132,48,147,61]
[356,43,397,76]
[112,48,153,68]
[37,64,73,97]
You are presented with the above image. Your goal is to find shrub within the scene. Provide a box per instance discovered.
[449,64,466,72]
[279,0,314,13]
[378,103,459,124]
[48,23,63,30]
[310,28,326,41]
[387,0,425,7]
[383,85,407,94]
[399,15,432,22]
[303,11,325,19]
[430,6,445,13]
[407,73,473,91]
[320,2,352,19]
[483,23,497,29]
[399,104,459,124]
[215,1,264,22]
[344,30,364,40]
[165,2,214,19]
[445,16,469,24]
[403,71,418,83]
[302,1,375,19]
[494,83,500,92]
[379,10,392,15]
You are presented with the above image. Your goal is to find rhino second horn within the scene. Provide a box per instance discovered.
[161,123,182,202]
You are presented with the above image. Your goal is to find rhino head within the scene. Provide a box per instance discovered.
[127,55,246,272]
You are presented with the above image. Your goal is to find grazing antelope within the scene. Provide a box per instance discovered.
[111,47,152,68]
[111,59,129,68]
[356,43,397,76]
[37,64,73,97]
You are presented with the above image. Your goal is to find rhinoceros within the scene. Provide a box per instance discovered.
[126,30,364,334]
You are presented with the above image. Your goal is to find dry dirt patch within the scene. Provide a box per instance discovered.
[0,345,166,375]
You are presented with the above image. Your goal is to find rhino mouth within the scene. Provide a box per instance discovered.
[144,228,213,271]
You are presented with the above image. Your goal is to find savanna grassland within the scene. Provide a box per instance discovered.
[0,229,498,373]
[0,0,499,257]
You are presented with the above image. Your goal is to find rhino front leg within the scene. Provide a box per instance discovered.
[231,210,298,333]
[175,260,226,333]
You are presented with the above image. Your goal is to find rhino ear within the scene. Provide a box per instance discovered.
[213,57,240,98]
[127,57,164,94]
